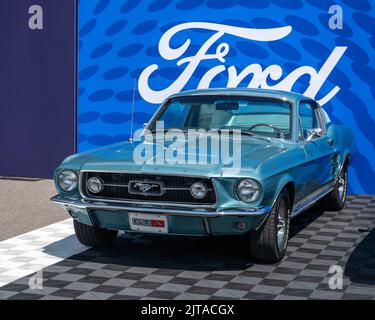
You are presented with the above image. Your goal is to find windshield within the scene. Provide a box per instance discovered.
[152,95,292,140]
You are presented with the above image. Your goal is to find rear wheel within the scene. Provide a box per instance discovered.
[319,164,348,211]
[73,220,118,247]
[249,188,291,263]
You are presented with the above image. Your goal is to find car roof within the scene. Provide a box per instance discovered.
[168,88,314,103]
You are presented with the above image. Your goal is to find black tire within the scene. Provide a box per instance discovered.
[249,188,291,263]
[319,164,348,211]
[73,220,118,247]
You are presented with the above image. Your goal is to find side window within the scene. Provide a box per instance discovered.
[299,101,320,139]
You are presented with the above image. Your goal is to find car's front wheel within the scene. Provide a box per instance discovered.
[73,220,118,247]
[249,187,291,263]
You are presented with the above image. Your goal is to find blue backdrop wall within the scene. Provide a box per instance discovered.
[77,0,375,194]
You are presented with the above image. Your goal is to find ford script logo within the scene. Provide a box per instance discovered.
[139,22,346,106]
[128,180,164,196]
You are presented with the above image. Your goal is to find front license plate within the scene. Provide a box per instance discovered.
[128,212,168,234]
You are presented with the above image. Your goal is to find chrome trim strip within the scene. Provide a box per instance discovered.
[51,195,271,218]
[102,183,211,192]
[291,183,334,218]
[79,170,218,208]
[104,183,129,188]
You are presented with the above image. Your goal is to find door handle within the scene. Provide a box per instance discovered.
[327,138,334,146]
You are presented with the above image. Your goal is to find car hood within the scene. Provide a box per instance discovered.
[65,136,288,178]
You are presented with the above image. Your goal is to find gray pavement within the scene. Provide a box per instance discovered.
[0,179,67,241]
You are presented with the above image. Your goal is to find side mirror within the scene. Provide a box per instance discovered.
[143,122,148,129]
[306,128,323,143]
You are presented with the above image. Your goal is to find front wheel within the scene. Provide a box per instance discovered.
[73,220,118,247]
[319,164,348,211]
[249,188,291,263]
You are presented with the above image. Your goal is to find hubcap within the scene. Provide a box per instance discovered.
[338,169,347,203]
[277,198,287,252]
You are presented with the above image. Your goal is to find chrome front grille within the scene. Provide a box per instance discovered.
[81,172,216,205]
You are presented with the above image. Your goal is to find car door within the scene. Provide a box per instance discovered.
[298,101,336,199]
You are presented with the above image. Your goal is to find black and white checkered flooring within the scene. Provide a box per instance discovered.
[0,195,374,300]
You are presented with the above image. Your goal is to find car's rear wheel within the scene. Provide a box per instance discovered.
[73,220,118,247]
[249,187,291,263]
[319,164,348,211]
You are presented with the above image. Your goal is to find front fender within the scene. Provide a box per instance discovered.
[261,172,294,209]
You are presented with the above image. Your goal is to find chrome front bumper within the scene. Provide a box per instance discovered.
[50,195,272,218]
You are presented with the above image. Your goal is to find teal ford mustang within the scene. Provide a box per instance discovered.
[51,88,356,262]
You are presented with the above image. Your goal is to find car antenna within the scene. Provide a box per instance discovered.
[129,78,136,143]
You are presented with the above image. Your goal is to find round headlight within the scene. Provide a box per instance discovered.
[57,170,78,192]
[190,181,207,199]
[87,177,103,194]
[236,179,261,203]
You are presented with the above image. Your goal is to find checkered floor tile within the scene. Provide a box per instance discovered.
[0,195,374,300]
[0,219,87,288]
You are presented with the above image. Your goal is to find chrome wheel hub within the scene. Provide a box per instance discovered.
[338,170,347,203]
[277,199,287,251]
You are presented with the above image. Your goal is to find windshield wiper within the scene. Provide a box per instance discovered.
[240,131,271,142]
[216,129,271,142]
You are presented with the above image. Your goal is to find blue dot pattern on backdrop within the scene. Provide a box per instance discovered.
[105,19,128,36]
[78,0,375,194]
[103,66,129,80]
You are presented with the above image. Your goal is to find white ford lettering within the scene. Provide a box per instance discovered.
[139,22,346,106]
